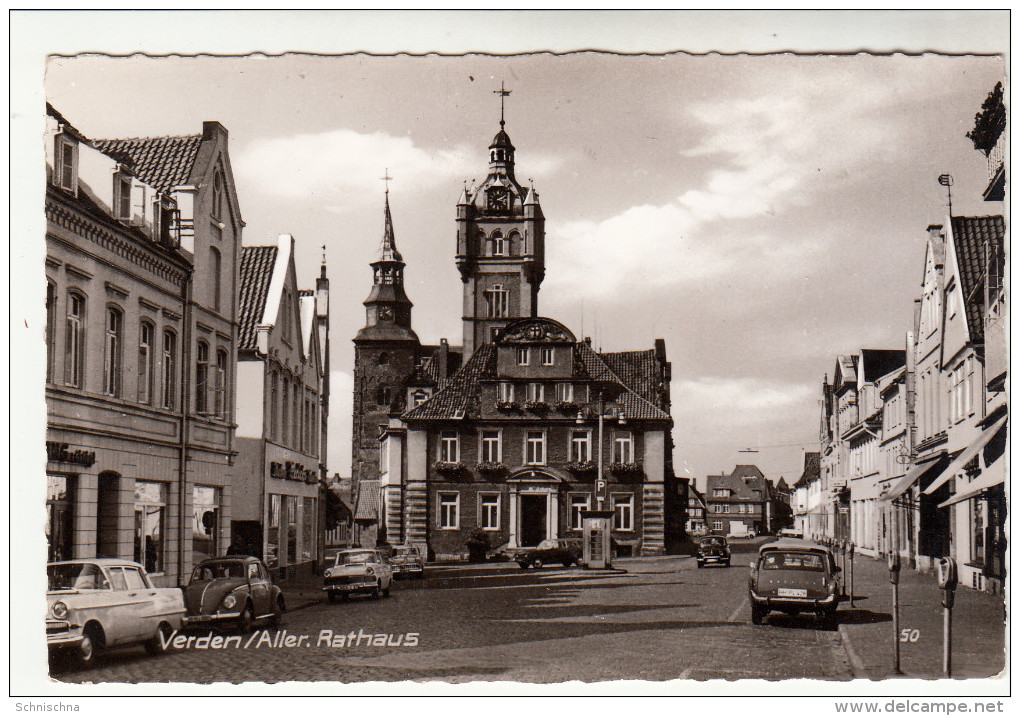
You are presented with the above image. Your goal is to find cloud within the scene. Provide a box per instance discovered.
[544,69,903,298]
[674,377,816,431]
[235,129,473,200]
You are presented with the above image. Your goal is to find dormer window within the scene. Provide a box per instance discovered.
[115,173,133,221]
[54,134,77,192]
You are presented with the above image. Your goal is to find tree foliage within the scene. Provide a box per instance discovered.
[966,82,1006,153]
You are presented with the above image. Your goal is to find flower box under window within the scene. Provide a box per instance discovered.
[434,461,465,476]
[565,461,597,477]
[556,401,579,413]
[609,462,643,478]
[475,461,507,477]
[523,401,549,412]
[495,401,518,412]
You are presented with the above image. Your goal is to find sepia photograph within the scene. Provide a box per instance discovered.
[9,8,1010,707]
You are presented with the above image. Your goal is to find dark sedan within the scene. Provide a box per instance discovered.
[697,536,731,568]
[516,539,582,569]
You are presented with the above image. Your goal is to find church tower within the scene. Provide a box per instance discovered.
[456,86,546,355]
[352,188,420,484]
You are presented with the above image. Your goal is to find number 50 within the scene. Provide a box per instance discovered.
[899,628,920,643]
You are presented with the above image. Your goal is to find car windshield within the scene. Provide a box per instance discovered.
[702,537,725,546]
[48,563,108,591]
[335,551,375,565]
[190,561,247,582]
[392,548,417,557]
[761,552,826,571]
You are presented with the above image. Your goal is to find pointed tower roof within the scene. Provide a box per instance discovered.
[489,128,515,150]
[377,191,403,263]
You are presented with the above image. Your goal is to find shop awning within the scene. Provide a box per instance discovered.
[880,451,947,502]
[922,416,1007,495]
[938,469,1005,508]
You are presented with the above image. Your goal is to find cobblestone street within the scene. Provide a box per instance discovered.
[53,543,855,684]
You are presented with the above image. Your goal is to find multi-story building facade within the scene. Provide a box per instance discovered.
[45,105,243,586]
[352,110,679,559]
[792,452,820,536]
[705,465,772,536]
[232,234,329,576]
[686,485,708,536]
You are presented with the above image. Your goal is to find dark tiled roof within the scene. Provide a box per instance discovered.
[951,215,1004,343]
[237,246,278,351]
[402,340,671,422]
[731,464,765,480]
[794,452,821,489]
[354,480,381,521]
[601,349,660,404]
[706,471,766,500]
[92,134,203,193]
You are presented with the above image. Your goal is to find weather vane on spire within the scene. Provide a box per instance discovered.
[493,81,512,127]
[381,168,393,195]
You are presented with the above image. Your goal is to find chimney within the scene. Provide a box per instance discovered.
[438,338,449,386]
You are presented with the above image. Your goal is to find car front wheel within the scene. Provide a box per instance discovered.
[532,559,543,569]
[239,604,254,633]
[145,622,173,656]
[76,624,104,667]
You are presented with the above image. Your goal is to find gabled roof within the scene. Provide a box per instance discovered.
[950,215,1003,343]
[92,134,203,193]
[860,349,906,383]
[401,338,671,422]
[731,464,766,480]
[794,452,821,489]
[706,470,768,500]
[354,480,381,521]
[237,246,279,352]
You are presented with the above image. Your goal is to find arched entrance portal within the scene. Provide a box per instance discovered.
[506,468,568,549]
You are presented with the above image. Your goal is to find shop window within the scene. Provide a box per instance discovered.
[287,498,298,565]
[303,497,316,562]
[134,481,166,574]
[47,474,75,562]
[192,486,220,564]
[267,494,281,568]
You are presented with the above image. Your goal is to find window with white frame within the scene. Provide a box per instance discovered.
[196,341,210,413]
[712,489,730,498]
[479,494,500,530]
[161,329,176,410]
[556,383,574,403]
[485,285,509,318]
[497,382,515,403]
[570,494,591,530]
[115,174,133,220]
[570,430,591,462]
[491,233,506,256]
[525,431,546,465]
[412,388,429,406]
[440,431,459,462]
[138,321,154,404]
[612,493,634,531]
[438,493,460,529]
[612,431,634,463]
[55,135,77,192]
[481,430,501,462]
[103,306,123,397]
[541,347,554,366]
[712,521,723,531]
[214,349,228,419]
[526,383,544,403]
[64,292,86,389]
[516,347,529,366]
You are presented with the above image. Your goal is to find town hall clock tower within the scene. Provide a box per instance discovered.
[456,86,546,355]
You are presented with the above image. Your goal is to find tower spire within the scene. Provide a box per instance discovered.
[379,171,402,262]
[494,82,511,128]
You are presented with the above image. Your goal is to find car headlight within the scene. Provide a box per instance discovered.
[221,594,237,609]
[365,566,375,576]
[51,601,68,619]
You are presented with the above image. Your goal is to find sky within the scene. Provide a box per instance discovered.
[41,35,1005,489]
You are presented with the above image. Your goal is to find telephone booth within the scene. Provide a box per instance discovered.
[581,509,614,569]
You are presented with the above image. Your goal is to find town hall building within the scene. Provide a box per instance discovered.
[351,100,683,559]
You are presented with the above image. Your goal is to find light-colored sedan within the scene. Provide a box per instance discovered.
[323,549,393,601]
[47,558,185,667]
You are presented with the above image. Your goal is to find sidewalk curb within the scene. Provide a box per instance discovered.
[838,622,868,679]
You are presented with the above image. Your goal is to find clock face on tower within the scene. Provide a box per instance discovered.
[379,306,394,322]
[487,186,508,212]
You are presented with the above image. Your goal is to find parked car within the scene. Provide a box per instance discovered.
[516,538,582,569]
[47,558,185,667]
[748,538,841,628]
[388,544,425,579]
[323,549,393,601]
[697,536,731,568]
[182,556,284,632]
